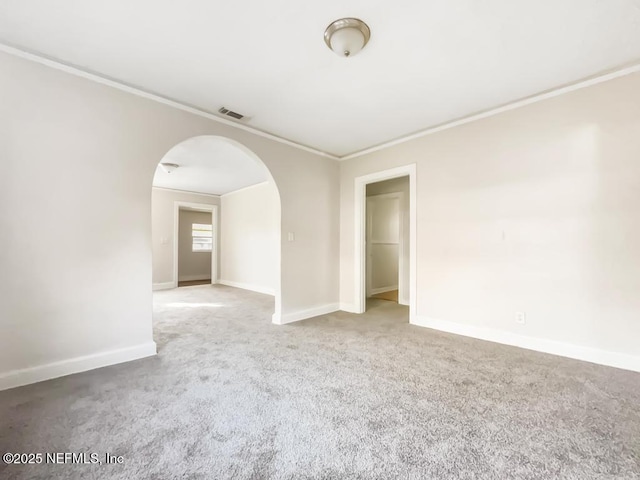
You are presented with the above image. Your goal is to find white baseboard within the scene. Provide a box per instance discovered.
[371,285,398,295]
[153,282,175,291]
[412,316,640,373]
[177,274,211,282]
[0,342,157,391]
[218,279,275,296]
[273,303,340,325]
[339,303,359,313]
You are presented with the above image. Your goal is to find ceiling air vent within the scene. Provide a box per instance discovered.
[218,107,245,120]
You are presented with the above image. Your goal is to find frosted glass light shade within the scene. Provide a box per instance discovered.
[330,27,365,57]
[324,18,371,58]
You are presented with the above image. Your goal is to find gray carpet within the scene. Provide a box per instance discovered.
[1,285,639,479]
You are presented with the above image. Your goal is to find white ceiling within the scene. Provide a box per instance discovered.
[153,136,267,195]
[2,1,640,157]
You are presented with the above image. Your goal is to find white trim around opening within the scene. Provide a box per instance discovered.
[172,201,219,289]
[354,164,417,320]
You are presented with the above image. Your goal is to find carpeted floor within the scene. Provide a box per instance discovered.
[1,285,639,479]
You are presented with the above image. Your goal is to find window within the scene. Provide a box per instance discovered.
[192,223,213,252]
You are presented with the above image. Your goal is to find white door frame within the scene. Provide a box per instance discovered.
[366,192,404,299]
[173,201,219,288]
[354,164,416,320]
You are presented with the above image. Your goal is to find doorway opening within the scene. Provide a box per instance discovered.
[366,183,406,305]
[175,203,218,288]
[150,135,282,322]
[354,165,416,320]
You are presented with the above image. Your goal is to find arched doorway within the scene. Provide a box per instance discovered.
[150,135,282,321]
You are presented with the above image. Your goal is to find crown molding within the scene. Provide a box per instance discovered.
[221,181,270,197]
[3,41,639,163]
[152,186,221,198]
[340,61,640,160]
[0,42,340,161]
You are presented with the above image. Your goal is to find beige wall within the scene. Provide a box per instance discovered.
[341,72,640,360]
[220,182,278,294]
[152,188,219,285]
[0,51,339,384]
[367,177,410,303]
[178,210,212,282]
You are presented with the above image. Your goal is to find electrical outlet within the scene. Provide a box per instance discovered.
[515,312,526,325]
[287,232,295,242]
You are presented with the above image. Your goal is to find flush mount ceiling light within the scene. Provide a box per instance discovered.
[324,18,370,58]
[160,163,179,174]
